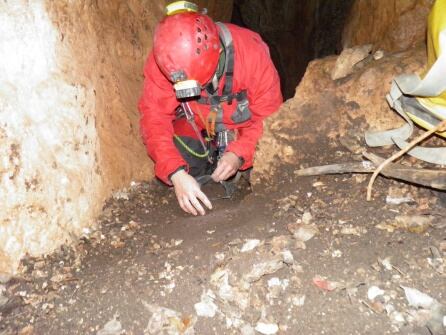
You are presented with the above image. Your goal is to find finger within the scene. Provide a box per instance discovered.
[196,190,213,210]
[190,196,206,216]
[182,196,198,216]
[212,163,227,182]
[177,198,189,215]
[219,165,235,181]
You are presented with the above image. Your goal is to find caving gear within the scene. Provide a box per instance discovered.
[173,21,252,167]
[198,23,252,137]
[175,102,210,160]
[365,0,446,164]
[153,3,221,99]
[139,20,282,185]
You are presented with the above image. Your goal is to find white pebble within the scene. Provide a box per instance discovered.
[255,322,279,335]
[367,286,384,300]
[241,239,261,252]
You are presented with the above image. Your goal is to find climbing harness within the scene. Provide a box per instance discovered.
[174,20,251,165]
[175,19,247,198]
[365,0,446,165]
[198,23,252,137]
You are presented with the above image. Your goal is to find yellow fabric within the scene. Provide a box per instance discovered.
[405,111,446,137]
[417,0,446,109]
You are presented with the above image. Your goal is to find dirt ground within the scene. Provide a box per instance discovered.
[1,142,445,334]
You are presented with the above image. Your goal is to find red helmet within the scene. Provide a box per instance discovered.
[153,12,221,87]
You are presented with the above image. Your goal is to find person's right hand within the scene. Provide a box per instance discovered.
[171,170,213,216]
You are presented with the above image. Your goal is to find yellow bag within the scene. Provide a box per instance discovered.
[366,0,446,164]
[413,0,446,136]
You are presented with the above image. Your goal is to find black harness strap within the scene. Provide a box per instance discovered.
[197,23,251,131]
[217,23,235,102]
[198,90,247,105]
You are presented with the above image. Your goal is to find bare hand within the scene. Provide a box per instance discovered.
[211,152,241,182]
[171,170,212,216]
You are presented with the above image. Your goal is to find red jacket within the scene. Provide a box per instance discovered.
[138,23,283,184]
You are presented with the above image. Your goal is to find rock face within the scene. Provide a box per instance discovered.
[343,0,433,52]
[255,47,427,178]
[0,0,232,275]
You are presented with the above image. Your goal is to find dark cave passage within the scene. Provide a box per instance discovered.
[231,0,355,99]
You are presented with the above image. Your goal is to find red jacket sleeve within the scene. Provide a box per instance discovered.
[226,34,282,169]
[138,53,187,184]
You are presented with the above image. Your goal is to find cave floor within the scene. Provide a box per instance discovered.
[2,156,446,335]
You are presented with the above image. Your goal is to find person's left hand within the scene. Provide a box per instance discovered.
[211,152,241,182]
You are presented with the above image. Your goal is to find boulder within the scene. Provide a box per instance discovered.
[255,47,427,178]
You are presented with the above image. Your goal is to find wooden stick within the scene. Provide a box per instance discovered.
[295,162,375,176]
[296,156,446,189]
[366,119,446,201]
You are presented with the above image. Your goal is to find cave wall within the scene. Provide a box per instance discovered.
[255,0,434,177]
[343,0,433,52]
[0,0,232,275]
[255,47,427,179]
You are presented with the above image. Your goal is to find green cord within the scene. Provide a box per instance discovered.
[174,135,209,158]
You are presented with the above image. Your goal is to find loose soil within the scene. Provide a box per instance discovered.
[1,145,445,335]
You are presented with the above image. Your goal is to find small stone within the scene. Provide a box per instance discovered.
[302,212,312,225]
[292,295,306,307]
[281,250,294,265]
[390,311,405,324]
[402,286,436,309]
[269,235,292,252]
[143,302,196,334]
[293,240,306,250]
[379,257,393,271]
[395,215,434,234]
[340,226,366,236]
[385,195,414,205]
[331,44,372,80]
[243,257,284,283]
[241,324,255,335]
[367,286,384,301]
[373,50,384,60]
[255,322,279,335]
[97,316,122,335]
[194,291,218,318]
[267,277,281,287]
[290,225,318,242]
[241,239,261,253]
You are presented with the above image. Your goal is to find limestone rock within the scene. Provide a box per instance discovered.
[343,0,433,52]
[331,44,372,80]
[255,46,426,178]
[0,0,233,275]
